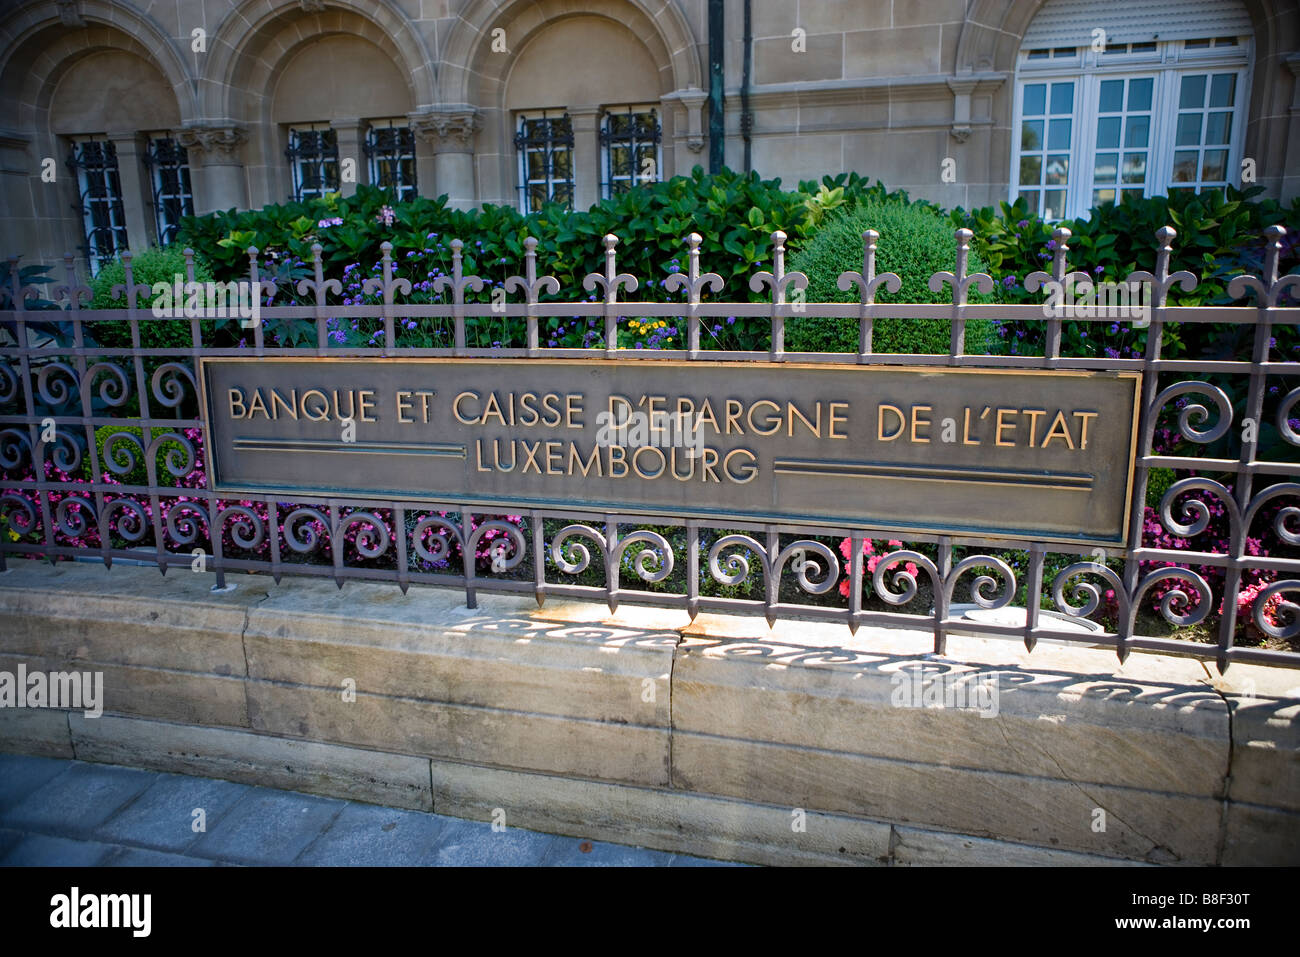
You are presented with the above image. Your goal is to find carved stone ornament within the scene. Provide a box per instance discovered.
[411,111,484,154]
[175,126,248,165]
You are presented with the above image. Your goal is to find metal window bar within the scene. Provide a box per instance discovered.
[364,122,417,202]
[2,225,1298,672]
[514,112,574,213]
[600,107,661,198]
[66,139,129,276]
[286,126,340,203]
[143,136,194,246]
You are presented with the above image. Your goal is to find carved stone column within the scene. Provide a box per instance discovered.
[330,117,365,197]
[568,107,600,212]
[104,131,151,252]
[411,109,482,209]
[665,87,707,175]
[176,125,248,215]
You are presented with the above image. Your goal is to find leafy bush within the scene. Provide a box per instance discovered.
[785,201,997,354]
[82,425,195,488]
[175,171,926,350]
[89,246,215,350]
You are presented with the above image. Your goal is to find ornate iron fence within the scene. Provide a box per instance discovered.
[1,225,1297,672]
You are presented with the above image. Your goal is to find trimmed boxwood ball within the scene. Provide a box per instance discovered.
[786,201,997,355]
[89,246,215,351]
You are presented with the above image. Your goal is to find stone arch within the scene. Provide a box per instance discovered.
[202,0,433,207]
[441,0,701,108]
[444,0,703,207]
[202,0,436,119]
[0,3,197,267]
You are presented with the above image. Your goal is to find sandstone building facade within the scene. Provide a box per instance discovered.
[0,0,1296,274]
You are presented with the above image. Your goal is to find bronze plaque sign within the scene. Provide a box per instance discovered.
[199,358,1141,545]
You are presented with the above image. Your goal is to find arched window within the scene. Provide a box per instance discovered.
[1012,0,1252,219]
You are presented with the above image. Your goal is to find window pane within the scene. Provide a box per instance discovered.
[1019,190,1039,214]
[1121,188,1144,203]
[1021,120,1043,150]
[1175,113,1202,147]
[1096,116,1121,149]
[1180,75,1206,110]
[1099,80,1123,113]
[552,149,572,178]
[1048,118,1071,150]
[1205,111,1231,145]
[1202,149,1228,181]
[1093,188,1117,206]
[1019,155,1042,185]
[1127,78,1153,112]
[1094,152,1118,183]
[1209,73,1235,108]
[1049,82,1073,114]
[1023,84,1046,116]
[1043,190,1066,219]
[1121,152,1147,184]
[1124,115,1149,148]
[1045,155,1069,185]
[1172,151,1199,183]
[526,150,546,179]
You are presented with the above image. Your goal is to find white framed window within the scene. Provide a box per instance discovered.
[285,123,339,203]
[67,136,128,276]
[364,119,417,201]
[142,134,194,246]
[599,105,662,198]
[1011,1,1252,219]
[513,110,574,213]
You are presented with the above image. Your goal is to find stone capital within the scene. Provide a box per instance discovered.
[176,125,248,166]
[666,87,708,153]
[410,110,483,155]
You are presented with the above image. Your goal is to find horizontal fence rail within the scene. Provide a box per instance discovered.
[1,225,1298,672]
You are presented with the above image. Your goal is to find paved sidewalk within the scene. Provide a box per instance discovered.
[0,753,741,867]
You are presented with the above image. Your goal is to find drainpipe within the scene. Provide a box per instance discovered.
[741,0,753,173]
[708,0,724,172]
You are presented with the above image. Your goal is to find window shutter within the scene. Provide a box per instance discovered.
[1021,0,1252,48]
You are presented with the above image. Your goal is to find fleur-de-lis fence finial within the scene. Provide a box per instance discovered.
[1228,225,1300,308]
[664,232,723,357]
[244,247,279,356]
[362,241,414,354]
[431,239,483,356]
[5,256,43,312]
[1124,225,1198,318]
[929,228,994,361]
[1024,226,1093,355]
[109,250,153,311]
[504,237,560,356]
[582,234,638,358]
[837,229,901,359]
[297,243,343,356]
[749,230,808,361]
[54,253,92,313]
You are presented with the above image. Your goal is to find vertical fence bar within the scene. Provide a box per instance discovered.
[1024,543,1044,653]
[531,509,546,607]
[686,519,700,621]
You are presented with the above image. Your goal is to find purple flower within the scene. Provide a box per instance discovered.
[1017,219,1029,229]
[1046,239,1058,251]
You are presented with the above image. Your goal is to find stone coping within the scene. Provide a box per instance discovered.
[1,561,1296,866]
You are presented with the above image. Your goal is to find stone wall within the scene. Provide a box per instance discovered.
[1,561,1296,866]
[1,0,1297,274]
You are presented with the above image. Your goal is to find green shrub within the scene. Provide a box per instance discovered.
[83,425,189,487]
[785,201,996,355]
[89,246,214,351]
